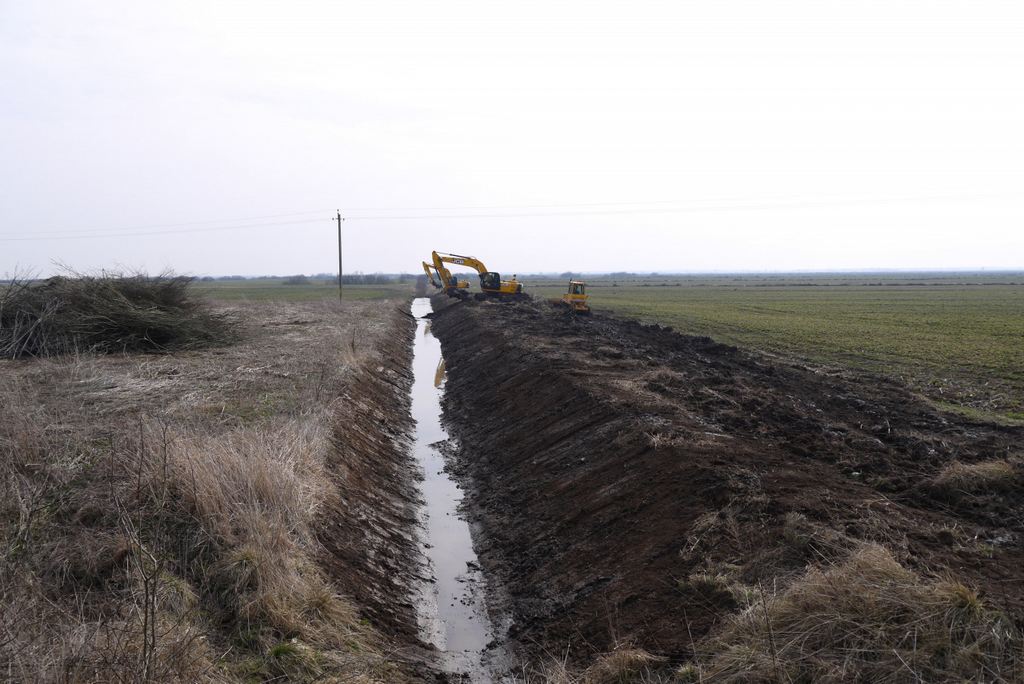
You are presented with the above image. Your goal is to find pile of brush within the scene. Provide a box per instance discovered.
[0,271,235,358]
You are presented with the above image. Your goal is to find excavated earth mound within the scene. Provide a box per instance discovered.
[428,295,1024,670]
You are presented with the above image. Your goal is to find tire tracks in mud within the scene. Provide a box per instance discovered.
[428,295,1024,671]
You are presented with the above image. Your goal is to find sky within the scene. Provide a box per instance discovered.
[2,0,1023,276]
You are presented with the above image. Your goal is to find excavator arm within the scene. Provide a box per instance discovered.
[432,251,490,275]
[428,252,470,297]
[422,261,442,289]
[431,251,473,286]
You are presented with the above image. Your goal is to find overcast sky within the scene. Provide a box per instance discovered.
[2,1,1022,276]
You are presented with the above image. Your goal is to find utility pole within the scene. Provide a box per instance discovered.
[335,210,344,301]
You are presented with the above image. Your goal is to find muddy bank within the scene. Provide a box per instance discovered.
[428,295,1024,670]
[315,304,428,659]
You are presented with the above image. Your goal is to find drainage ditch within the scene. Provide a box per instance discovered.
[409,297,502,681]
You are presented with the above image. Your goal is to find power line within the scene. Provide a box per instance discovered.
[3,197,773,239]
[5,209,334,239]
[7,199,736,238]
[0,218,325,242]
[343,189,1024,214]
[340,198,751,211]
[4,190,1021,242]
[345,191,1024,221]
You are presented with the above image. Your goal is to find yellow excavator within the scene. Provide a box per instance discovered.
[423,259,470,298]
[561,280,590,314]
[432,251,526,301]
[422,261,440,289]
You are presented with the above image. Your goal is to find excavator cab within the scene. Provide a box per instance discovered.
[445,275,470,298]
[479,272,523,297]
[479,272,501,290]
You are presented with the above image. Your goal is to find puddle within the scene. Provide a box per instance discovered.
[410,297,498,680]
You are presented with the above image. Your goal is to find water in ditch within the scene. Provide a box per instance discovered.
[410,297,498,680]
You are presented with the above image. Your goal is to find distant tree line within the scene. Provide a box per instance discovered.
[285,273,418,285]
[191,273,417,283]
[336,273,415,285]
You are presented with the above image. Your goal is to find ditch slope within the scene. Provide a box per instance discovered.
[0,298,437,682]
[428,295,1024,672]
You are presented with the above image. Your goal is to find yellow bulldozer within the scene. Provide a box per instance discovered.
[561,280,590,314]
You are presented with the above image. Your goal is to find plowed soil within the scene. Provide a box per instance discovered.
[428,296,1024,669]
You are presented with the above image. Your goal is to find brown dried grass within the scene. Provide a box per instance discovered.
[693,544,1022,682]
[530,646,667,684]
[0,299,407,683]
[0,400,222,682]
[0,271,235,358]
[155,422,377,657]
[932,458,1020,495]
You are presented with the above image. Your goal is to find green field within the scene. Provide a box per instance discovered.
[530,273,1024,421]
[194,278,413,301]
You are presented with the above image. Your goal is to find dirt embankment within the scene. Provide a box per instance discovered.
[315,306,428,651]
[429,296,1024,676]
[1,297,435,682]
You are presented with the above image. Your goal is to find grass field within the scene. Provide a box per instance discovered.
[530,273,1024,421]
[194,278,413,301]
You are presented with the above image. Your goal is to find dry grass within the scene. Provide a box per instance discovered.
[0,271,235,358]
[693,544,1022,682]
[0,396,219,682]
[932,458,1021,495]
[581,648,665,683]
[0,298,410,683]
[153,421,384,678]
[527,646,668,684]
[780,511,855,563]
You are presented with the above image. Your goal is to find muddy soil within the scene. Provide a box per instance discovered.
[428,295,1024,669]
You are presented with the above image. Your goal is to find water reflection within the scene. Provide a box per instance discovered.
[434,358,447,388]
